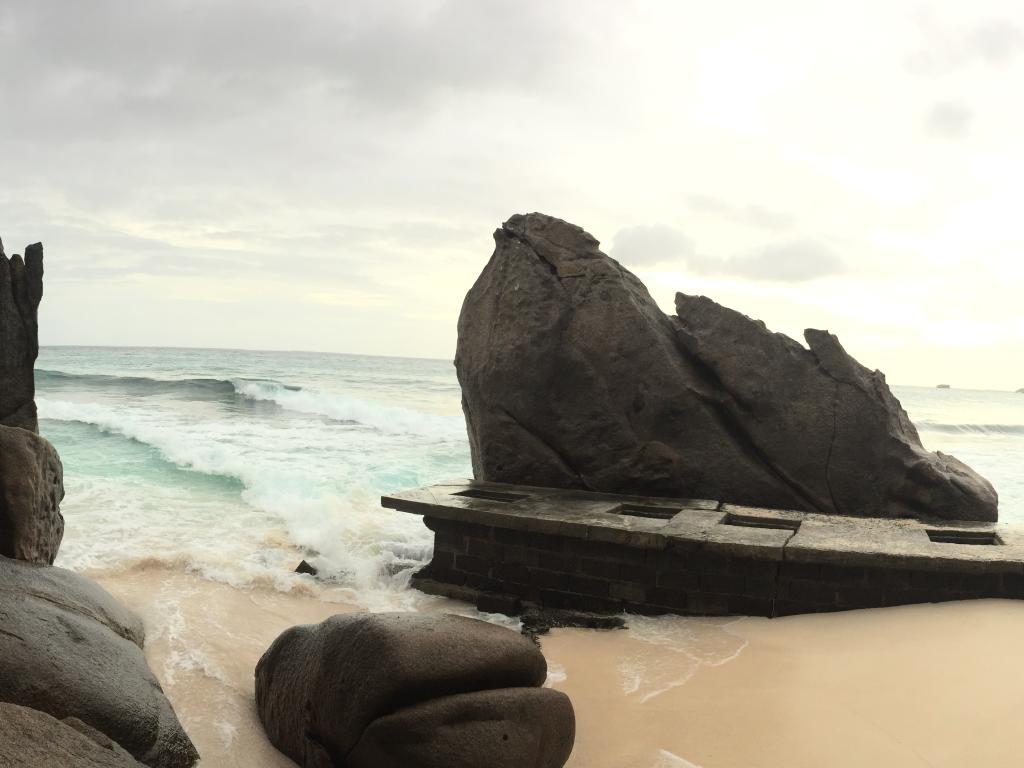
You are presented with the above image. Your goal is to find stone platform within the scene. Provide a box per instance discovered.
[382,482,1024,618]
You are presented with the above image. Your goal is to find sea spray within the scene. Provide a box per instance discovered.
[231,378,467,438]
[36,347,1024,607]
[37,349,472,605]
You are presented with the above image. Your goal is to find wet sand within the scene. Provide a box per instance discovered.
[92,567,1024,768]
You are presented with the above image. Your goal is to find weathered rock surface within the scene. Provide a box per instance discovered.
[456,213,998,522]
[255,612,575,768]
[0,424,65,563]
[0,239,44,433]
[348,687,576,768]
[0,238,64,563]
[0,556,199,768]
[0,703,144,767]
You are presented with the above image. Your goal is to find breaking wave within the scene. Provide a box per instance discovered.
[38,397,259,485]
[231,379,465,440]
[37,369,238,399]
[916,421,1024,436]
[39,395,449,594]
[36,369,465,440]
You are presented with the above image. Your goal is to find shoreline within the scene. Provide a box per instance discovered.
[91,564,1024,768]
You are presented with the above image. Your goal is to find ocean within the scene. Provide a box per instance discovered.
[38,345,1024,604]
[34,345,1024,767]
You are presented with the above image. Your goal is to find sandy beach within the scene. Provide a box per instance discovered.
[91,565,1024,768]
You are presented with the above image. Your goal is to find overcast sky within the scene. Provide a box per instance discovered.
[2,0,1023,389]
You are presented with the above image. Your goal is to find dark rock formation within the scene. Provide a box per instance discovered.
[0,237,65,563]
[520,609,627,638]
[294,558,318,576]
[456,213,998,522]
[347,687,573,768]
[0,238,44,433]
[0,238,195,766]
[0,703,144,767]
[255,612,575,768]
[0,556,200,768]
[0,425,65,563]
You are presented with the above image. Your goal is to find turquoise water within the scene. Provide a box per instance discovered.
[37,346,1024,601]
[39,347,472,599]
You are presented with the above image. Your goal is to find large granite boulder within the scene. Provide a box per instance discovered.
[0,424,65,563]
[0,239,43,433]
[456,213,998,522]
[0,703,143,767]
[255,613,575,768]
[0,556,199,768]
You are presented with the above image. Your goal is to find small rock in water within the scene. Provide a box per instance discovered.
[384,559,421,577]
[476,592,522,617]
[294,559,318,576]
[520,608,627,639]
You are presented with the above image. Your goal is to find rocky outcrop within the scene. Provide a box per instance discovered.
[0,238,65,562]
[456,213,998,522]
[0,239,44,433]
[255,613,575,768]
[0,238,196,766]
[0,556,200,768]
[0,703,144,767]
[0,425,65,563]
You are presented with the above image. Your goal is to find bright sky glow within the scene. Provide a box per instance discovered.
[2,1,1023,389]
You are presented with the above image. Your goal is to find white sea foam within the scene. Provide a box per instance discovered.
[917,420,1024,436]
[214,720,238,748]
[545,662,568,686]
[40,395,460,604]
[232,379,467,440]
[40,397,257,482]
[652,750,704,768]
[618,616,749,702]
[36,350,1024,627]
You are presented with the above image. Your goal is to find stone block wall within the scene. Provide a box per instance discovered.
[413,516,1019,618]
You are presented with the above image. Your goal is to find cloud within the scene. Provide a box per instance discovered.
[611,225,695,266]
[968,20,1024,65]
[687,195,796,231]
[0,0,582,285]
[909,16,1024,74]
[0,0,575,144]
[612,225,843,283]
[924,101,973,138]
[725,240,845,282]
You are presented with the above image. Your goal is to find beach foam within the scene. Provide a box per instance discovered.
[90,565,1024,768]
[38,348,1024,607]
[32,347,1024,766]
[232,378,467,439]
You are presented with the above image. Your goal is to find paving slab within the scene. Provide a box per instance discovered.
[383,483,1024,573]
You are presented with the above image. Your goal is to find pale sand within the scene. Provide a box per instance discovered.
[91,566,1024,768]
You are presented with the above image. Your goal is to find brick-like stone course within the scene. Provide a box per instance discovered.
[415,514,1017,618]
[388,482,1022,618]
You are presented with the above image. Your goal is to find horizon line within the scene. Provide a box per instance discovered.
[39,342,453,365]
[37,343,1020,394]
